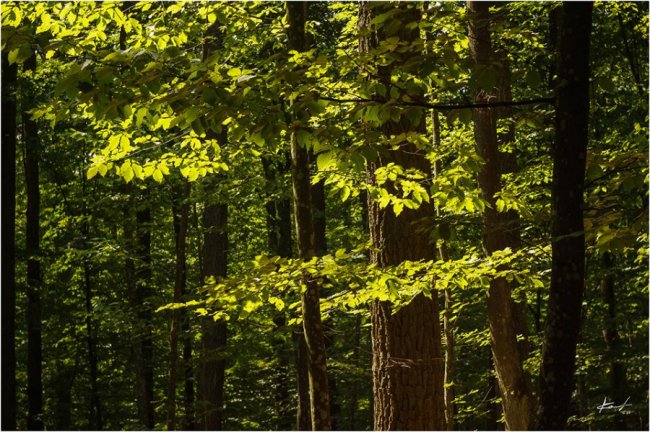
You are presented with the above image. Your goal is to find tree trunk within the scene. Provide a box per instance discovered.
[537,3,593,429]
[262,156,294,430]
[52,362,77,431]
[467,2,531,429]
[124,190,154,429]
[1,51,18,432]
[23,52,44,431]
[136,203,155,429]
[199,200,228,430]
[600,252,626,428]
[198,22,229,431]
[81,178,102,430]
[432,109,456,431]
[359,2,446,429]
[286,2,332,430]
[167,182,190,430]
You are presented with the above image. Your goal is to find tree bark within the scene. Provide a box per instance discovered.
[262,156,295,430]
[359,3,445,429]
[167,182,190,430]
[467,2,531,429]
[432,109,456,431]
[1,51,18,432]
[197,22,229,430]
[198,197,228,430]
[286,2,332,430]
[23,52,44,431]
[536,3,593,429]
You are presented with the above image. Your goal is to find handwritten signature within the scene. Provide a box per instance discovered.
[596,396,632,413]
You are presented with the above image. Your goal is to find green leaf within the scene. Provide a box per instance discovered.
[87,166,98,180]
[316,151,334,170]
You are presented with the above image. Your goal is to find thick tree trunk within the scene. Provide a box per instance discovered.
[124,191,154,429]
[1,52,18,432]
[23,53,44,431]
[199,200,228,430]
[467,3,531,429]
[167,182,190,430]
[359,3,445,429]
[286,2,332,430]
[198,23,229,431]
[537,3,593,429]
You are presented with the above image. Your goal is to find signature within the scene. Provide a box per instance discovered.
[596,396,632,413]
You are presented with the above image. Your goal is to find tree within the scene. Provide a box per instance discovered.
[467,2,531,429]
[1,50,18,432]
[286,2,332,430]
[167,181,190,430]
[537,2,594,429]
[23,51,44,431]
[359,3,445,429]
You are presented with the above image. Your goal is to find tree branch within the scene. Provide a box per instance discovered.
[318,95,555,111]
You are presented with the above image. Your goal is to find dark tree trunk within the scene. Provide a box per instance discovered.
[600,252,626,428]
[359,2,445,429]
[467,2,531,429]
[52,363,77,431]
[167,182,190,430]
[262,156,294,430]
[23,53,44,431]
[537,3,593,429]
[124,190,154,429]
[286,2,332,430]
[136,203,154,429]
[81,179,102,430]
[198,199,228,430]
[182,307,195,431]
[197,22,229,431]
[1,51,18,432]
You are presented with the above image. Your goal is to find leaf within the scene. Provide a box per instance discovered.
[87,166,98,180]
[152,169,163,183]
[121,162,134,183]
[316,151,333,170]
[268,297,285,311]
[227,67,242,77]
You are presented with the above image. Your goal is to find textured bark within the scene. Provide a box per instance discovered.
[167,182,190,430]
[359,3,445,429]
[536,3,593,429]
[1,52,17,432]
[467,3,531,429]
[432,110,455,431]
[23,53,44,431]
[286,2,332,430]
[198,23,229,431]
[199,200,228,430]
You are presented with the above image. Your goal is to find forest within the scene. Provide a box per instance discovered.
[1,1,648,431]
